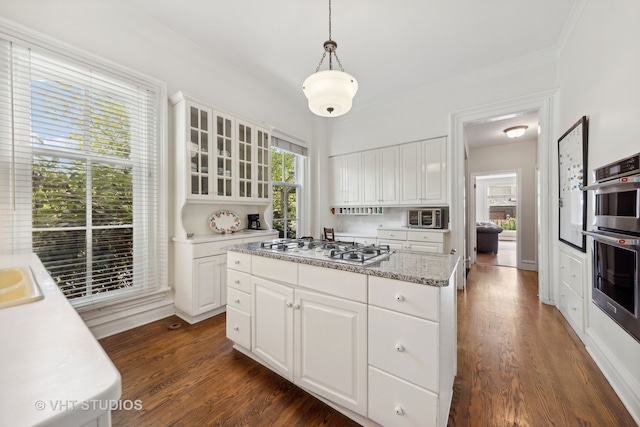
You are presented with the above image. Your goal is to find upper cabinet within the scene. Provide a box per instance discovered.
[400,137,447,205]
[170,91,271,204]
[362,146,400,206]
[330,152,361,206]
[330,137,446,208]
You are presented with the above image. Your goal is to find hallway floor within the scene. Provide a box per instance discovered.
[477,239,516,267]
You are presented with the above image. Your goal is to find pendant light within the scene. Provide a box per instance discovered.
[302,0,358,117]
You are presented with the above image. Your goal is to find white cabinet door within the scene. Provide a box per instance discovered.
[193,255,224,314]
[400,142,422,205]
[345,152,362,205]
[213,111,236,200]
[294,288,368,416]
[361,150,379,205]
[253,127,271,201]
[379,145,400,205]
[329,156,345,206]
[421,138,447,204]
[252,276,295,380]
[407,243,442,253]
[236,119,254,202]
[185,102,214,200]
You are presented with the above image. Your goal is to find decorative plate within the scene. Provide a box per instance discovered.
[208,210,241,233]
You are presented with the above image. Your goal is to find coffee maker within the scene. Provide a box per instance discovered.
[247,214,261,230]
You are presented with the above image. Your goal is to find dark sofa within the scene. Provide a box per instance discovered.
[476,221,503,254]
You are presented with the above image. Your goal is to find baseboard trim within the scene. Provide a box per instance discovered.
[175,305,226,325]
[518,260,537,271]
[585,330,640,425]
[82,296,175,339]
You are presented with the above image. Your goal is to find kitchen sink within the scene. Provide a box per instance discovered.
[0,267,44,309]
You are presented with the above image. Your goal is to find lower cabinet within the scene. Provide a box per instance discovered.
[251,276,367,416]
[558,249,586,338]
[377,228,451,254]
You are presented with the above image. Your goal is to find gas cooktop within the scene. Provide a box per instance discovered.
[257,238,393,265]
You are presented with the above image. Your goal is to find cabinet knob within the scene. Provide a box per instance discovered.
[233,325,239,331]
[389,234,395,237]
[571,307,577,311]
[395,294,405,302]
[234,280,240,284]
[395,344,405,352]
[294,304,301,309]
[394,406,404,416]
[286,302,293,308]
[234,260,240,264]
[234,298,240,304]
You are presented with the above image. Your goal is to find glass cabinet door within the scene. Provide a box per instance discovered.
[188,104,212,198]
[214,112,234,199]
[255,128,270,201]
[237,120,253,200]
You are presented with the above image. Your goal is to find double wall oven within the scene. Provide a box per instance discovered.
[584,152,640,342]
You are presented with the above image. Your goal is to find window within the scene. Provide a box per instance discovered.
[0,34,166,307]
[271,147,304,239]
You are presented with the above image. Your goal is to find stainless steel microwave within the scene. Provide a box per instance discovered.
[407,208,447,229]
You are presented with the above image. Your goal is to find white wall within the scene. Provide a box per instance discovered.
[556,0,640,422]
[469,140,537,269]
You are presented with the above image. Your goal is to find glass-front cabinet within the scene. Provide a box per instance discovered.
[214,112,235,200]
[187,103,213,200]
[170,91,270,205]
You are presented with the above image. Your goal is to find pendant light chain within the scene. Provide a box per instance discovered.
[313,0,345,73]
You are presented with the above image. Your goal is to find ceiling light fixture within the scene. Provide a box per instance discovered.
[302,0,358,117]
[503,125,528,138]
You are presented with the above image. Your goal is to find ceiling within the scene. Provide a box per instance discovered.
[465,112,539,149]
[122,0,576,146]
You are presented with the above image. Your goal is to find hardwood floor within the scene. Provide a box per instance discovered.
[100,265,637,426]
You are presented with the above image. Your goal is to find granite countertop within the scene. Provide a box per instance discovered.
[227,243,460,287]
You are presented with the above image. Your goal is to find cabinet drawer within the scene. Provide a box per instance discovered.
[251,256,298,285]
[228,269,251,293]
[377,229,407,240]
[368,366,438,427]
[298,264,367,303]
[369,306,439,391]
[226,306,251,349]
[193,241,231,258]
[227,287,251,315]
[369,276,440,321]
[569,256,584,297]
[559,282,584,335]
[406,231,444,243]
[228,252,251,273]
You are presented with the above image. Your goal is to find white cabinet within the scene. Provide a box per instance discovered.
[231,257,368,417]
[400,137,447,205]
[367,275,455,427]
[377,228,450,254]
[252,276,295,380]
[362,146,400,205]
[294,288,367,416]
[174,240,228,324]
[558,249,586,338]
[170,91,270,204]
[330,153,361,206]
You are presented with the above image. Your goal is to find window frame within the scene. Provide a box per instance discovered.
[271,147,304,239]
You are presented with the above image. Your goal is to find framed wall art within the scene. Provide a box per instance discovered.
[558,116,588,252]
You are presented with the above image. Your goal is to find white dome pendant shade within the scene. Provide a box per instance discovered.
[302,0,358,118]
[303,70,358,117]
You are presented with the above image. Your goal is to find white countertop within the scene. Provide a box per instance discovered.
[172,229,278,243]
[0,253,121,427]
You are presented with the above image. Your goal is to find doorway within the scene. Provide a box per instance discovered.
[473,172,518,268]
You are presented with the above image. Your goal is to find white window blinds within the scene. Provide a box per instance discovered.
[0,36,166,307]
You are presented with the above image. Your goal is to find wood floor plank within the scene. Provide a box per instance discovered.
[100,264,637,426]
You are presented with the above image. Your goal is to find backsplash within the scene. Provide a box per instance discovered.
[181,204,268,236]
[335,207,407,234]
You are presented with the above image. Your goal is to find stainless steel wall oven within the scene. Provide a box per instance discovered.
[584,152,640,342]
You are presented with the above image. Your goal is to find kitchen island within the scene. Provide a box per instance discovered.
[225,241,459,427]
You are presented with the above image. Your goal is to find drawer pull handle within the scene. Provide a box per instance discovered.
[395,344,405,352]
[286,302,293,308]
[233,325,239,331]
[234,260,240,264]
[395,294,405,302]
[395,406,404,416]
[234,298,240,304]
